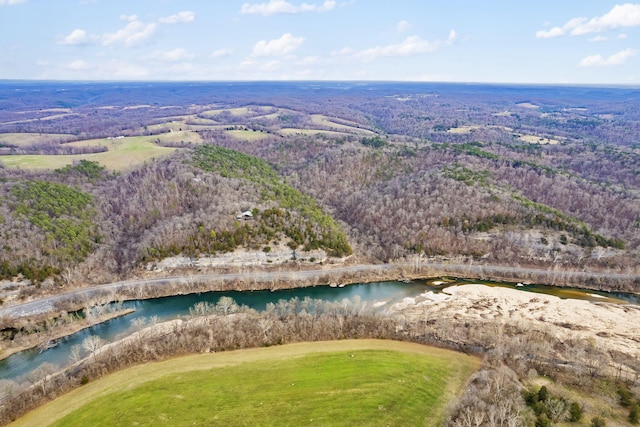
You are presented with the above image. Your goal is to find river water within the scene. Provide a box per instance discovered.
[1,278,638,381]
[0,280,428,381]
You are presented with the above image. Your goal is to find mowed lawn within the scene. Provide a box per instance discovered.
[13,340,479,427]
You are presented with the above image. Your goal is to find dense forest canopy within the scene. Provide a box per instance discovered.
[0,81,638,291]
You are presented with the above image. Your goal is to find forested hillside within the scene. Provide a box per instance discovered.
[0,81,638,295]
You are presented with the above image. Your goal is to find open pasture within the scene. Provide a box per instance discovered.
[0,133,76,146]
[0,135,178,170]
[14,340,479,427]
[226,129,272,141]
[200,106,271,118]
[278,128,352,137]
[518,134,561,145]
[310,114,375,134]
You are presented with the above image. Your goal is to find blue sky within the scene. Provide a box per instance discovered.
[1,0,638,84]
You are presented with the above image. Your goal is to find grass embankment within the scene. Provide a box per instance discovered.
[14,340,479,427]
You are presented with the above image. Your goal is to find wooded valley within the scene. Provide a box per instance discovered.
[1,81,639,298]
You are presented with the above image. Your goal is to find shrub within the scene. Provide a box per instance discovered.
[538,385,549,402]
[568,402,583,422]
[630,404,640,425]
[523,389,539,406]
[618,383,635,408]
[591,416,606,427]
[535,414,551,427]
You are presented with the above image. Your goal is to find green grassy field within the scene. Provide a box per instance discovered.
[278,128,352,137]
[0,136,178,171]
[0,133,76,146]
[13,340,479,427]
[310,114,376,135]
[226,129,272,141]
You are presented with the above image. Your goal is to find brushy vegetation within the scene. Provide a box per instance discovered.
[433,141,500,160]
[187,144,351,257]
[442,164,491,187]
[54,160,110,182]
[439,194,624,250]
[10,180,99,263]
[522,385,582,426]
[512,194,625,249]
[360,135,388,148]
[0,180,100,282]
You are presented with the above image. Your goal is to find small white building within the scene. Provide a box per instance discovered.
[236,210,253,220]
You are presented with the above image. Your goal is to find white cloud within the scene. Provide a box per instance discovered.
[0,0,28,5]
[103,60,148,78]
[331,47,356,56]
[150,48,195,62]
[618,33,628,39]
[67,60,91,71]
[354,32,455,61]
[159,11,195,24]
[60,12,194,49]
[397,20,412,33]
[251,33,305,56]
[59,29,92,45]
[356,36,434,60]
[537,4,640,38]
[536,17,585,38]
[588,35,608,42]
[210,48,233,58]
[102,20,157,47]
[241,0,335,16]
[261,60,282,71]
[572,3,640,35]
[579,48,637,66]
[166,63,200,75]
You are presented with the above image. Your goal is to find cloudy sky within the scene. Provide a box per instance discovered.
[0,0,638,84]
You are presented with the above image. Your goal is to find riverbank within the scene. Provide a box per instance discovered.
[2,261,638,320]
[398,284,640,362]
[0,308,135,362]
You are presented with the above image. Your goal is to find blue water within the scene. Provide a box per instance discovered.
[0,281,427,381]
[2,277,638,382]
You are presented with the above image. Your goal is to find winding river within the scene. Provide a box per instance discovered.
[1,278,638,381]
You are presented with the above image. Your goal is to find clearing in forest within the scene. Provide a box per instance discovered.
[0,136,178,170]
[0,133,76,146]
[14,340,479,427]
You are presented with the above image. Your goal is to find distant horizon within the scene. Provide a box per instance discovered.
[1,1,638,84]
[2,79,640,89]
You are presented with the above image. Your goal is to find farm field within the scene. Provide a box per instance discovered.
[13,340,480,427]
[0,136,178,170]
[0,133,76,146]
[226,129,272,140]
[278,128,352,137]
[310,114,376,135]
[0,106,380,171]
